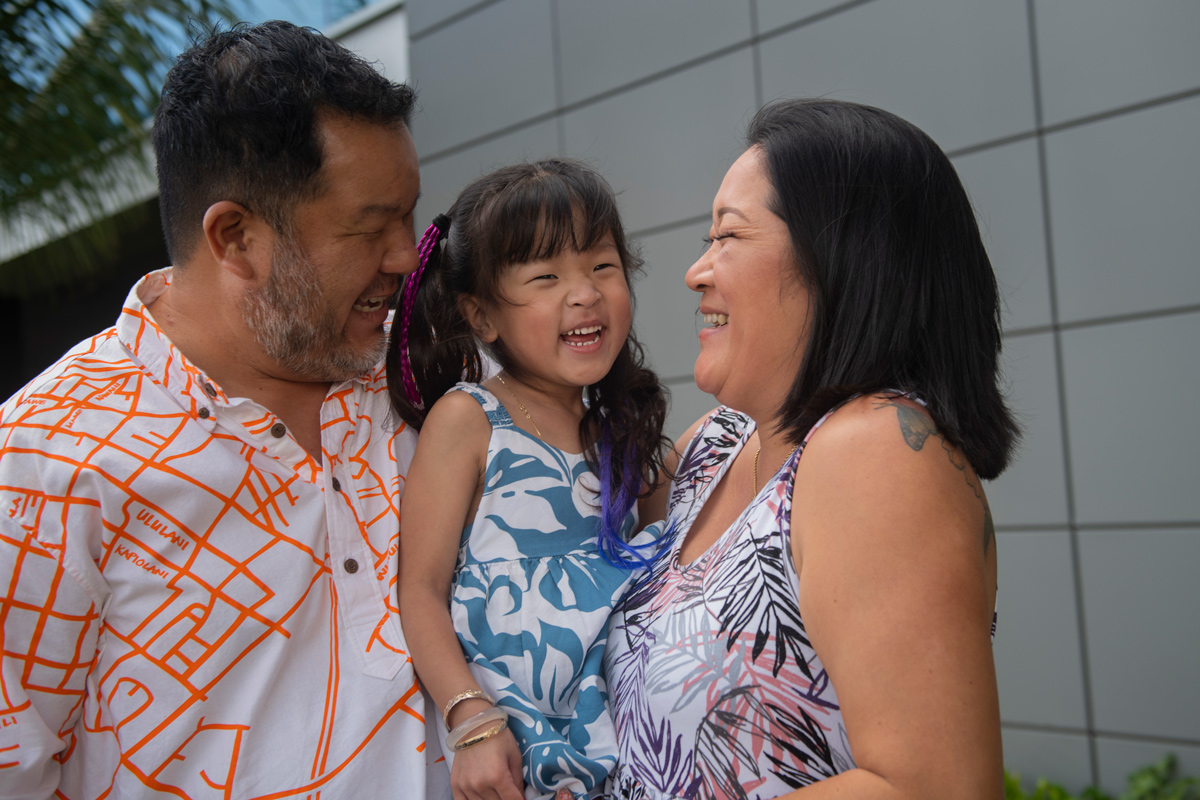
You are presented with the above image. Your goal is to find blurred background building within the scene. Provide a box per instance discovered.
[2,1,1197,794]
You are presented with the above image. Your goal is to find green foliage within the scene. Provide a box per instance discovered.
[1,0,234,296]
[1006,755,1200,800]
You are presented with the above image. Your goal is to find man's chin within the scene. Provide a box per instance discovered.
[294,337,386,382]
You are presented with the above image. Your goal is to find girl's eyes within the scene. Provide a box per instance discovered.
[593,262,618,272]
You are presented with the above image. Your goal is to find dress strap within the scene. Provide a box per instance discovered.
[448,382,514,428]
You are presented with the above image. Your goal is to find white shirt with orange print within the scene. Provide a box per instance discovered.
[0,269,449,799]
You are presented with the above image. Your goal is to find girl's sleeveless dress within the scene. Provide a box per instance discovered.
[448,382,657,800]
[603,405,855,800]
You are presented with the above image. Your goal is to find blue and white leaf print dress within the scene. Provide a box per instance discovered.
[447,383,654,800]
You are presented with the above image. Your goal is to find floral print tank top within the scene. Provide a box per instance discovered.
[604,406,854,799]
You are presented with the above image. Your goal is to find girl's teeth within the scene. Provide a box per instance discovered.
[704,313,729,327]
[562,326,603,347]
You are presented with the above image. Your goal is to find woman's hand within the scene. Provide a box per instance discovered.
[450,726,525,800]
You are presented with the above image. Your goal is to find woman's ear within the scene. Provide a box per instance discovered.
[458,295,498,343]
[201,201,270,281]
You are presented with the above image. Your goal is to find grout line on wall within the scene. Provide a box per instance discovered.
[1074,520,1200,532]
[1001,721,1090,737]
[630,214,711,240]
[1091,730,1200,749]
[409,0,503,41]
[419,112,562,164]
[416,35,1200,172]
[1026,0,1100,785]
[548,0,567,155]
[1002,324,1055,339]
[996,520,1200,533]
[947,130,1038,160]
[1004,721,1200,751]
[1056,304,1200,333]
[1004,303,1200,340]
[1040,85,1200,138]
[749,0,764,110]
[754,0,880,48]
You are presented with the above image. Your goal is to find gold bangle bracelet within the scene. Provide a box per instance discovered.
[442,688,494,721]
[452,719,508,751]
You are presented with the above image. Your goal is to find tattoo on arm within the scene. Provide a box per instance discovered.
[875,398,993,554]
[892,404,936,452]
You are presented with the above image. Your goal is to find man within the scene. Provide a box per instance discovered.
[0,22,449,798]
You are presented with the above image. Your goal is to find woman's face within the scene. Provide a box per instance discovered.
[685,147,811,420]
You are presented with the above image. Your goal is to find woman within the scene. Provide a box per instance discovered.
[604,98,1018,799]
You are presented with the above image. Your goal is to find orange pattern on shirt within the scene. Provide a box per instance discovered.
[0,270,447,799]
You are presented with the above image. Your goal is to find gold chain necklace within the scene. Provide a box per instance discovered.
[495,373,543,439]
[753,443,800,494]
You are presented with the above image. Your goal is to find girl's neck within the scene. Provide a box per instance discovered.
[489,371,588,452]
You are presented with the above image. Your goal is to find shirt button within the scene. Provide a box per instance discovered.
[203,382,217,397]
[198,408,211,419]
[331,477,342,492]
[270,422,287,438]
[343,558,359,574]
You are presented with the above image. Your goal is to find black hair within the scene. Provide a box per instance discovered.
[152,20,416,262]
[748,98,1018,479]
[387,159,670,549]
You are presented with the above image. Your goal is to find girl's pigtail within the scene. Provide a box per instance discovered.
[587,336,673,570]
[387,213,484,429]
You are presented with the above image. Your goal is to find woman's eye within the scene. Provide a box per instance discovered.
[701,233,731,253]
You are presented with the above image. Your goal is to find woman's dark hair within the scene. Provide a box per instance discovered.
[748,98,1018,479]
[152,20,416,263]
[387,159,670,560]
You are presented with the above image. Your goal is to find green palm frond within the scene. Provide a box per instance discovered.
[1,0,236,297]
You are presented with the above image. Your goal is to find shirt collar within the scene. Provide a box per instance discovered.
[115,269,383,418]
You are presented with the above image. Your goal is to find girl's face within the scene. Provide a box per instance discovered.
[463,236,632,395]
[685,147,811,420]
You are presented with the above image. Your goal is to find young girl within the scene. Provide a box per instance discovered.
[389,159,670,800]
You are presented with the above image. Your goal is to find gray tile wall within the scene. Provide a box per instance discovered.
[403,0,1200,792]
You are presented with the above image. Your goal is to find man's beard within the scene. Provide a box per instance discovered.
[241,236,387,382]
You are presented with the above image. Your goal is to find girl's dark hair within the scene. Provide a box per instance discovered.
[387,158,670,558]
[749,98,1018,479]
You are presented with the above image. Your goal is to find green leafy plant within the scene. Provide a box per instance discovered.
[1006,755,1200,800]
[1,0,234,297]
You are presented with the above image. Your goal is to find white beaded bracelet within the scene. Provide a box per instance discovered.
[445,706,510,751]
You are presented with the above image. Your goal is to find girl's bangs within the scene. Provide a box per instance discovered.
[479,168,621,269]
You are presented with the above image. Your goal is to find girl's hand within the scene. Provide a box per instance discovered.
[450,726,524,800]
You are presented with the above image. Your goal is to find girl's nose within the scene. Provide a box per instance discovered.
[567,275,602,306]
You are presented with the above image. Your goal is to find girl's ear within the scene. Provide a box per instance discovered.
[459,295,499,343]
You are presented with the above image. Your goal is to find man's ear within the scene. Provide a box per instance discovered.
[201,201,270,281]
[458,295,498,343]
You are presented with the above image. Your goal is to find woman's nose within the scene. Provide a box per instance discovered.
[685,251,711,292]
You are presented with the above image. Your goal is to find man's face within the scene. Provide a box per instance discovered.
[242,114,421,382]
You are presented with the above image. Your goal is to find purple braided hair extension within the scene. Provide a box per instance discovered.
[395,214,451,408]
[596,418,670,570]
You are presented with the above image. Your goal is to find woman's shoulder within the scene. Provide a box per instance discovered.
[804,392,932,450]
[799,392,984,506]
